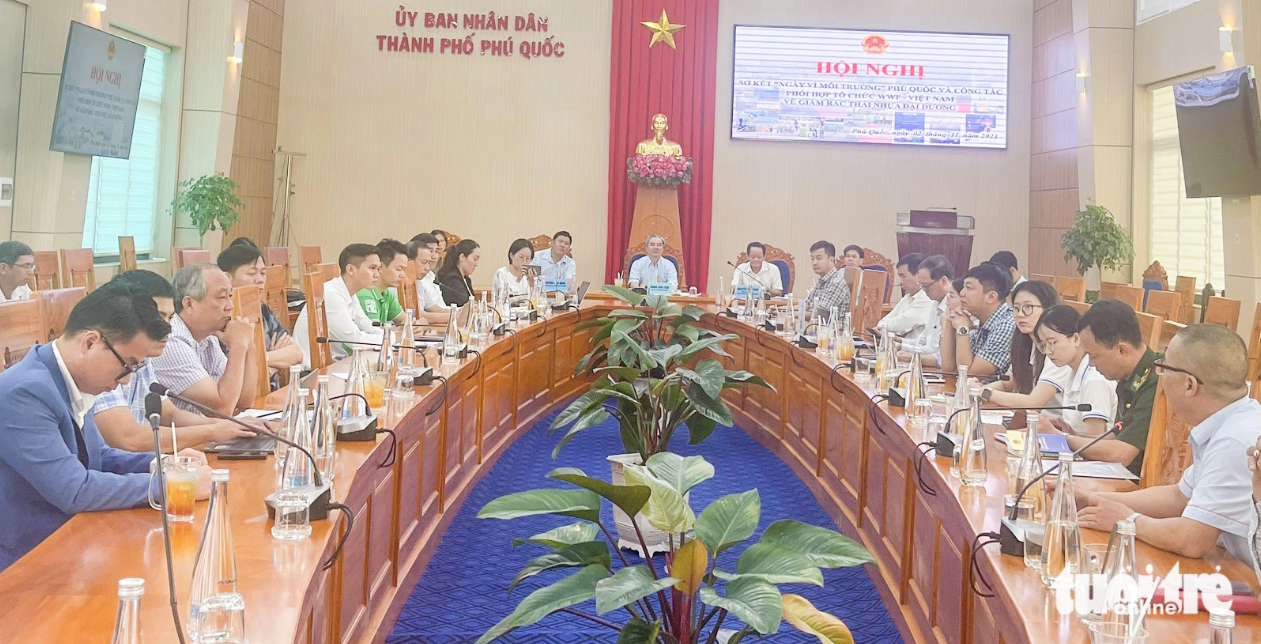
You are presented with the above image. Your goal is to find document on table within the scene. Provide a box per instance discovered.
[1041,459,1138,480]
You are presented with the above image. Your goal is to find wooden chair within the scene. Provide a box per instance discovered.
[1065,300,1090,316]
[622,241,687,289]
[399,260,419,314]
[59,249,96,292]
[177,249,210,269]
[31,251,61,291]
[317,262,339,285]
[840,266,863,313]
[117,236,138,273]
[1140,385,1196,488]
[1141,261,1169,309]
[444,233,463,248]
[1202,296,1241,331]
[859,248,895,302]
[170,246,196,270]
[528,234,553,253]
[1111,285,1144,311]
[1144,290,1181,323]
[300,246,323,275]
[265,246,291,286]
[1248,303,1261,389]
[1173,275,1196,324]
[1099,281,1123,302]
[263,265,291,330]
[1158,320,1187,352]
[1030,273,1056,285]
[1135,311,1163,350]
[734,243,796,294]
[231,285,271,401]
[852,269,887,333]
[36,287,86,342]
[302,271,332,370]
[0,299,45,371]
[1056,276,1087,303]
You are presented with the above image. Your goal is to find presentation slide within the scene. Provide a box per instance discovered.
[731,26,1009,149]
[50,22,146,158]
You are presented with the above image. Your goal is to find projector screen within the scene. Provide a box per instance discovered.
[731,25,1010,149]
[50,22,146,158]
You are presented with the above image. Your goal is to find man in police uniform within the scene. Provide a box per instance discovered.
[1072,300,1160,476]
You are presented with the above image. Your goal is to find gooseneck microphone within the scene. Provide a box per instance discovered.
[147,393,188,644]
[726,260,771,298]
[148,383,335,521]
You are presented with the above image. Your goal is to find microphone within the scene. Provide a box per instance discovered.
[936,404,1093,457]
[147,392,188,644]
[726,260,770,300]
[148,383,334,521]
[998,423,1124,555]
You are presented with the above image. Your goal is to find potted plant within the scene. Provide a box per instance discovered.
[170,173,243,241]
[552,286,772,553]
[1061,204,1134,296]
[476,452,875,643]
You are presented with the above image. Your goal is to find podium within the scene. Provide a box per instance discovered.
[624,184,686,284]
[895,210,975,275]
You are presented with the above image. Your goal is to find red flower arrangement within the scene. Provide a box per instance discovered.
[626,153,693,186]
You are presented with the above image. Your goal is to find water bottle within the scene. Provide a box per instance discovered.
[959,388,988,487]
[110,578,144,644]
[189,469,246,642]
[1210,609,1235,644]
[311,375,336,484]
[1041,453,1081,587]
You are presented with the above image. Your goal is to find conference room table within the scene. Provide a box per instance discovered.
[0,299,1256,643]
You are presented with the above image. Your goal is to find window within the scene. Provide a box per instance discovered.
[1138,0,1206,24]
[82,41,166,258]
[1148,84,1225,290]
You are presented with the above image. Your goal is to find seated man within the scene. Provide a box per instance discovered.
[941,263,1014,376]
[0,240,34,303]
[802,240,850,322]
[842,244,865,269]
[410,234,450,325]
[152,264,258,416]
[1078,325,1261,565]
[294,243,384,366]
[989,250,1026,291]
[92,270,255,452]
[531,230,576,293]
[876,253,932,343]
[627,234,679,291]
[1048,299,1160,475]
[731,242,784,298]
[216,243,303,382]
[357,239,410,326]
[0,282,211,571]
[902,255,954,367]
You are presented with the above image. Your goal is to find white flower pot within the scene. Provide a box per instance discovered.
[607,453,683,557]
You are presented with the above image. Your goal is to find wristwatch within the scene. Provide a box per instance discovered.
[956,325,971,336]
[980,388,993,403]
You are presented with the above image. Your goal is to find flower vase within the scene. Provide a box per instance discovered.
[608,454,683,557]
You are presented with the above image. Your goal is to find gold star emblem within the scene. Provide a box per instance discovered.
[641,10,685,50]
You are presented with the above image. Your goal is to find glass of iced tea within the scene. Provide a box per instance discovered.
[149,455,200,522]
[364,370,388,409]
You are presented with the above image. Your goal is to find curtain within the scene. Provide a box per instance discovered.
[605,0,720,289]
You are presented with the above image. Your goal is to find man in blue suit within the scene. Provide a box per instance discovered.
[0,282,211,570]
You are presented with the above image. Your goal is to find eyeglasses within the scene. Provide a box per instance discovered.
[100,334,147,382]
[1153,360,1202,384]
[9,262,35,271]
[1013,303,1044,317]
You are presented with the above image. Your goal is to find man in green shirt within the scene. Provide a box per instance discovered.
[1072,299,1160,476]
[356,239,411,326]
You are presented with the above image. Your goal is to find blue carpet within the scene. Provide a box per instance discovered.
[387,409,904,644]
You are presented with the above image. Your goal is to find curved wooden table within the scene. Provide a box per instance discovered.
[0,304,1256,643]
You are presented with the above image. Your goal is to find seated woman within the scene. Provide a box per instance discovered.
[436,239,481,307]
[493,239,535,303]
[1030,305,1118,437]
[976,281,1066,408]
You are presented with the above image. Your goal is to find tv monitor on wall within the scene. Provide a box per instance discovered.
[49,21,146,158]
[1174,66,1261,198]
[731,25,1010,149]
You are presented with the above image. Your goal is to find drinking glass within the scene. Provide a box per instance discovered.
[364,370,387,409]
[816,325,832,355]
[927,413,947,439]
[1024,524,1046,570]
[270,489,312,541]
[688,286,698,296]
[1087,622,1147,644]
[149,455,200,522]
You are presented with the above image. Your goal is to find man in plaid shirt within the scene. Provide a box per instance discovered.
[803,240,851,322]
[942,262,1014,376]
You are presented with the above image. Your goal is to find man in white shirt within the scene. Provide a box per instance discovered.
[903,255,954,367]
[294,244,383,367]
[0,241,35,303]
[409,233,450,325]
[531,231,576,293]
[990,250,1025,293]
[876,253,934,343]
[1078,324,1261,566]
[627,234,679,291]
[731,242,784,298]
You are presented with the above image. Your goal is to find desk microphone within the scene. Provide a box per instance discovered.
[935,404,1092,457]
[998,423,1124,555]
[146,393,188,644]
[147,383,334,521]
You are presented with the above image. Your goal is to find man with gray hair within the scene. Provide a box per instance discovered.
[151,263,258,416]
[627,234,679,291]
[1077,324,1261,567]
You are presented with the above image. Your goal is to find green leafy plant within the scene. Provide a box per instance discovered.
[476,453,875,644]
[1061,204,1134,277]
[553,286,772,462]
[170,173,243,239]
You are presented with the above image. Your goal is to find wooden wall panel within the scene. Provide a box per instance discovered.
[229,0,285,246]
[1029,0,1079,275]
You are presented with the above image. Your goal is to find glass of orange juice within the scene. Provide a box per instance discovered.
[364,370,388,409]
[837,340,856,364]
[149,455,200,522]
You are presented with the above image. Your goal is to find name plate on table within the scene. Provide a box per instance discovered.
[733,285,762,300]
[647,283,673,296]
[544,279,569,293]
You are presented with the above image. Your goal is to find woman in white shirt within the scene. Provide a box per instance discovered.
[1032,304,1118,436]
[492,238,535,303]
[978,281,1070,410]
